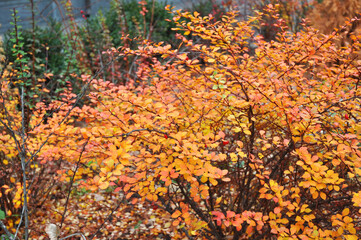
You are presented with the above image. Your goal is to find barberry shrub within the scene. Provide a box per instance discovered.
[2,4,361,240]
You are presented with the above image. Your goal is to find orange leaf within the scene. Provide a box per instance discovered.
[172,210,182,218]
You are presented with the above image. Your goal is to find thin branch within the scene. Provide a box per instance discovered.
[0,220,15,240]
[60,140,89,229]
[88,200,122,240]
[103,128,177,141]
[13,207,25,240]
[20,85,29,240]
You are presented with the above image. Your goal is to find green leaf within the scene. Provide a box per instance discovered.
[0,209,5,220]
[134,220,142,229]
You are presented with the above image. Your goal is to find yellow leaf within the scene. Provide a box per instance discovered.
[205,67,214,74]
[178,53,188,61]
[201,175,208,183]
[244,129,251,135]
[337,227,343,235]
[269,180,276,187]
[112,165,124,175]
[99,181,109,190]
[303,214,315,222]
[345,235,358,240]
[312,191,318,199]
[343,216,352,224]
[209,178,218,186]
[342,208,350,216]
[280,218,289,224]
[320,192,326,200]
[106,159,114,168]
[348,224,357,234]
[304,208,312,213]
[290,225,298,235]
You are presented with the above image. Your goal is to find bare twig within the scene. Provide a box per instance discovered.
[20,85,29,240]
[13,207,25,240]
[60,140,89,229]
[0,220,15,240]
[88,200,122,240]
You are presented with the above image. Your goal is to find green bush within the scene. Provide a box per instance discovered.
[104,0,177,47]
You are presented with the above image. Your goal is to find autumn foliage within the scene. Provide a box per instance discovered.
[1,3,361,240]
